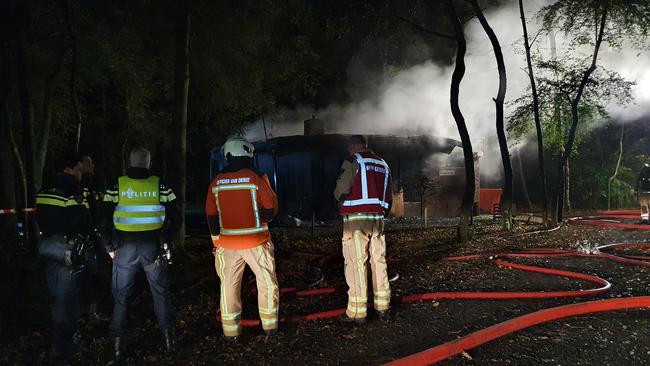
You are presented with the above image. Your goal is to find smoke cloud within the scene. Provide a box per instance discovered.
[246,0,650,186]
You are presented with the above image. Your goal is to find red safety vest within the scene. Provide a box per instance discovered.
[340,151,391,215]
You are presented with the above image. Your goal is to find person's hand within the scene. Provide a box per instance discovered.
[64,250,74,266]
[109,251,116,259]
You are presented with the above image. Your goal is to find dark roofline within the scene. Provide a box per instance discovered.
[250,134,462,155]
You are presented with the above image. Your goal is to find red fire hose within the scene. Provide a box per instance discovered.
[215,225,650,364]
[217,255,611,325]
[383,243,650,365]
[569,209,650,230]
[399,259,611,302]
[216,243,650,326]
[383,296,650,366]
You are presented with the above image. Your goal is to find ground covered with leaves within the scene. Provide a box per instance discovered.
[2,217,650,365]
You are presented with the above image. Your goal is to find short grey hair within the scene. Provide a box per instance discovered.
[129,147,151,168]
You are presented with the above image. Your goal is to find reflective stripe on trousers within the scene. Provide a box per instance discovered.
[214,241,279,336]
[342,216,390,318]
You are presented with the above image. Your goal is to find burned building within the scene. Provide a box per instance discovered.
[210,118,480,222]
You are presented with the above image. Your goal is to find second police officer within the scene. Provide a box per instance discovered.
[102,147,180,362]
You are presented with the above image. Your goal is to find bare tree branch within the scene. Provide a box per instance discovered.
[390,11,455,40]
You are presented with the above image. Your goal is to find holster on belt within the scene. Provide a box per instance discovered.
[38,235,73,266]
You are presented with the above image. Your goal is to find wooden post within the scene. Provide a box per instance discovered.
[424,207,428,229]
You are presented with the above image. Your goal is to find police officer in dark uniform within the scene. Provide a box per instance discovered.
[101,147,180,362]
[36,152,91,359]
[636,163,650,224]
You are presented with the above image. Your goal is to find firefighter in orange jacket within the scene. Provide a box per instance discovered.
[205,137,279,341]
[334,135,392,324]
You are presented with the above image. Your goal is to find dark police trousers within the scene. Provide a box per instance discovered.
[80,242,112,312]
[110,236,174,337]
[45,263,80,354]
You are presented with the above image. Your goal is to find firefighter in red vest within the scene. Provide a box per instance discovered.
[205,137,279,341]
[334,135,393,324]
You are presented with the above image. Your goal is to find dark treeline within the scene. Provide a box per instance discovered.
[1,0,475,245]
[0,0,649,244]
[513,117,650,212]
[0,0,461,206]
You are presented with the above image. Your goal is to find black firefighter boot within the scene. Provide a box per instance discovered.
[113,337,124,364]
[163,328,176,353]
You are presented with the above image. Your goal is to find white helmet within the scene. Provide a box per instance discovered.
[224,137,255,158]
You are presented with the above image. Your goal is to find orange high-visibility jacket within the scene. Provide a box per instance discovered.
[205,168,278,249]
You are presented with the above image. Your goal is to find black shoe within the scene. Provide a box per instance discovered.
[264,328,278,336]
[113,337,124,363]
[377,310,390,322]
[336,314,366,325]
[163,328,176,353]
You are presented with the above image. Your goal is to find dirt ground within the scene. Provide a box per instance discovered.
[1,217,650,365]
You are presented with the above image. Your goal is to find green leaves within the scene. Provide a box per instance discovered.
[540,0,650,49]
[507,56,634,154]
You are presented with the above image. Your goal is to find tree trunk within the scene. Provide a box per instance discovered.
[470,0,512,230]
[0,131,17,241]
[121,87,131,175]
[34,50,65,189]
[557,1,608,222]
[100,87,108,187]
[0,83,17,242]
[16,0,35,246]
[549,195,558,226]
[607,122,624,210]
[564,159,571,213]
[170,0,191,250]
[0,14,17,239]
[445,0,474,242]
[64,0,83,152]
[519,0,548,225]
[7,124,29,224]
[121,88,130,175]
[516,149,533,211]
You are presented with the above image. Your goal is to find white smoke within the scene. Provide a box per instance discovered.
[246,0,650,185]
